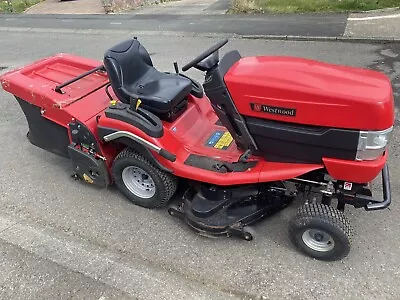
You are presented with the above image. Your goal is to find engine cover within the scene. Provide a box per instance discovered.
[224,56,394,131]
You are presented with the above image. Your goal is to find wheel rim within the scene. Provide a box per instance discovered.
[122,166,156,199]
[301,229,335,252]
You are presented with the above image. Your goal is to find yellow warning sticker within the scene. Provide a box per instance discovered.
[83,173,94,184]
[205,130,233,150]
[214,131,233,149]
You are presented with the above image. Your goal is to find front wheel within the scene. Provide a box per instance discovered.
[112,148,178,208]
[289,203,352,261]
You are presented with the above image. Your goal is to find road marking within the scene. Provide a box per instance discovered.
[380,48,399,58]
[348,13,400,21]
[110,22,122,25]
[1,26,395,43]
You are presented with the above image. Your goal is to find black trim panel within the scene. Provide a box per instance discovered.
[69,120,100,152]
[16,97,70,158]
[245,117,359,163]
[68,144,110,187]
[105,103,163,138]
[203,50,256,151]
[184,154,257,173]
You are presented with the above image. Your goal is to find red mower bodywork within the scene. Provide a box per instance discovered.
[0,38,394,261]
[1,53,392,184]
[226,56,394,130]
[0,53,324,184]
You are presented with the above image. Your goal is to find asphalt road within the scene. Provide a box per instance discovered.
[0,12,348,37]
[0,30,400,299]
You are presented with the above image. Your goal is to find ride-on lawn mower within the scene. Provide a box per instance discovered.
[0,38,394,261]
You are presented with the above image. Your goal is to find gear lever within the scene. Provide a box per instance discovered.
[174,62,179,74]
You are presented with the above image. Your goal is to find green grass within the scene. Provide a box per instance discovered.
[0,0,41,13]
[231,0,400,13]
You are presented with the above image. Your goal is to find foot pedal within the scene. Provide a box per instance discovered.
[238,149,252,163]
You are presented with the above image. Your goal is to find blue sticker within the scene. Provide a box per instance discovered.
[206,131,223,147]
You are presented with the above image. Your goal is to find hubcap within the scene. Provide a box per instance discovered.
[122,166,156,199]
[302,229,335,252]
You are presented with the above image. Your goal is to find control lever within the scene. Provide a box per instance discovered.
[214,163,233,173]
[129,96,141,111]
[173,62,179,74]
[238,149,252,163]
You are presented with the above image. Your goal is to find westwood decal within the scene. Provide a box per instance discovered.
[251,103,296,117]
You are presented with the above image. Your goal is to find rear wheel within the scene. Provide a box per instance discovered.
[112,148,178,208]
[289,203,352,261]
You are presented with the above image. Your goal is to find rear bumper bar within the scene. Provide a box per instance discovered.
[355,164,391,211]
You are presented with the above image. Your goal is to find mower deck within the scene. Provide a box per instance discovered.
[168,183,295,240]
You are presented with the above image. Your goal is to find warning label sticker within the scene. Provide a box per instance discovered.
[205,130,233,150]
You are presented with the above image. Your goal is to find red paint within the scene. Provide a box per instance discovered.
[99,94,326,185]
[323,152,388,183]
[0,53,392,186]
[1,53,108,127]
[225,56,394,131]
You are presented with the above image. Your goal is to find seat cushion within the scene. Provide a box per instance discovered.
[104,38,192,114]
[126,68,192,113]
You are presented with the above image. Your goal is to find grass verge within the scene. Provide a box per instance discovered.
[231,0,400,14]
[0,0,42,13]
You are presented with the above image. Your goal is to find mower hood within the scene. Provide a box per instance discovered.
[225,56,395,131]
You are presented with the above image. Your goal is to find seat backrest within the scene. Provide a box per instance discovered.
[103,38,154,103]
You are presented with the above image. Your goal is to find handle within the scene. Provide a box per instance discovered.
[159,148,176,162]
[365,164,391,211]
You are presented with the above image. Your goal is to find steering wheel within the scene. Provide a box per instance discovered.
[182,39,229,72]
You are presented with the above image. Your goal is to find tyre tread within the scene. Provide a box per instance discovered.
[113,148,178,208]
[289,203,353,260]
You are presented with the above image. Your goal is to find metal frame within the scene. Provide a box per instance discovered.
[355,164,391,211]
[55,65,105,94]
[102,130,176,162]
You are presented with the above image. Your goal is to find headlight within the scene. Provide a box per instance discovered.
[356,127,393,161]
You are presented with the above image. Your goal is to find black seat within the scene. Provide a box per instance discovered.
[103,39,192,118]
